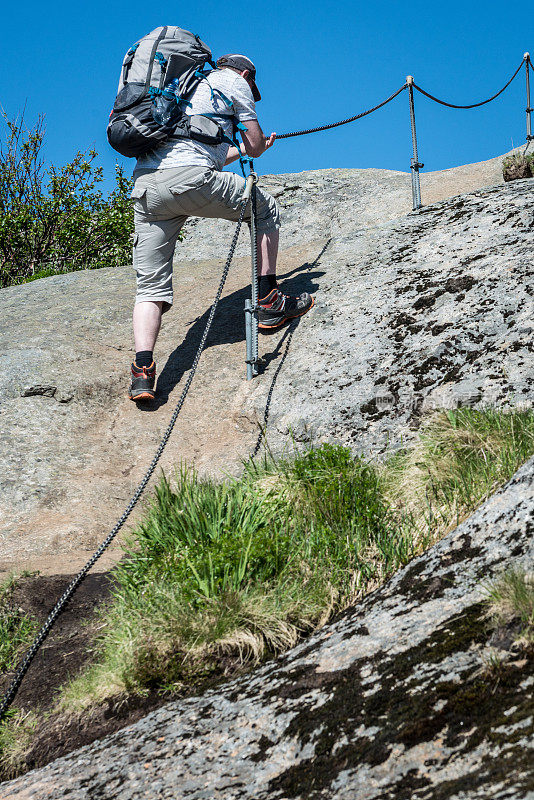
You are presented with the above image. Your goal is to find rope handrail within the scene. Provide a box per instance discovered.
[276,83,407,139]
[413,59,525,110]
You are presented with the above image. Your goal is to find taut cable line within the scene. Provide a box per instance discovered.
[276,83,407,139]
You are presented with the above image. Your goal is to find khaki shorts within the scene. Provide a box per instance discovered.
[131,165,281,311]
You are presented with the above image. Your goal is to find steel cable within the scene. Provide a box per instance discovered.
[0,195,251,724]
[276,84,407,139]
[413,60,525,109]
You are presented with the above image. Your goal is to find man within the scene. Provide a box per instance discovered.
[129,54,314,402]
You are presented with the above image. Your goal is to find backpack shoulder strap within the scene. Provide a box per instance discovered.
[122,27,169,96]
[142,26,168,94]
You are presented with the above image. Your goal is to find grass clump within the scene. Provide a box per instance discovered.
[0,709,38,781]
[60,407,534,711]
[502,152,534,181]
[0,574,38,673]
[381,407,534,544]
[61,443,410,708]
[485,568,534,647]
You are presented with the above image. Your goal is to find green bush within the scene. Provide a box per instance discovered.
[0,112,134,287]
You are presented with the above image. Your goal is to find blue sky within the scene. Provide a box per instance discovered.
[1,1,531,192]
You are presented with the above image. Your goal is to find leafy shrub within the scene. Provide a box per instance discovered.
[0,112,134,287]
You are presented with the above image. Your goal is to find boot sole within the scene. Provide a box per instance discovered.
[258,296,315,330]
[128,391,155,401]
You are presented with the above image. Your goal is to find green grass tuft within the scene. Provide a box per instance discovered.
[58,408,534,712]
[381,407,534,543]
[0,574,39,673]
[61,443,408,708]
[484,568,534,646]
[0,708,38,780]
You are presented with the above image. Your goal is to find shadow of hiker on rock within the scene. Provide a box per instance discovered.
[139,239,330,411]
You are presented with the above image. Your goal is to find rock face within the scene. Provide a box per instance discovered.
[4,455,533,799]
[0,147,530,577]
[243,178,534,456]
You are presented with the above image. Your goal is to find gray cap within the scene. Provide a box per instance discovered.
[216,53,261,101]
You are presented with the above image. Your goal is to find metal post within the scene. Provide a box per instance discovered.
[250,182,259,375]
[525,53,533,142]
[245,299,254,381]
[242,170,259,380]
[407,75,424,210]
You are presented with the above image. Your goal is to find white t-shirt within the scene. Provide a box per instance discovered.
[136,68,258,171]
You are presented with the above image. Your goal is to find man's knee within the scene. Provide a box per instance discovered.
[255,191,281,233]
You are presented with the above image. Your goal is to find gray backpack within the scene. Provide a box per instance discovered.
[107,26,229,158]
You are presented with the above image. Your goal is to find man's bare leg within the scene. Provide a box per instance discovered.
[133,301,163,354]
[129,301,162,401]
[131,227,277,353]
[258,228,279,277]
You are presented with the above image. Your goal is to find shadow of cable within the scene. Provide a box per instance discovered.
[281,237,332,279]
[250,238,332,448]
[252,319,299,458]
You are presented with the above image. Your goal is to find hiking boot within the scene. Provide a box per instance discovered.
[258,288,315,330]
[129,361,156,401]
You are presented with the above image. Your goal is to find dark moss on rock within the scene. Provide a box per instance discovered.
[269,605,533,799]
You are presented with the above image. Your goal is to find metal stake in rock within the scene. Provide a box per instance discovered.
[525,53,533,143]
[407,75,424,210]
[243,171,259,380]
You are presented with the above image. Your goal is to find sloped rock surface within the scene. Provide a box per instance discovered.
[243,178,533,456]
[173,146,523,262]
[4,456,533,799]
[0,148,530,576]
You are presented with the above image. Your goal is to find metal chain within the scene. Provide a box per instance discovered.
[0,196,251,725]
[413,60,524,109]
[276,84,407,139]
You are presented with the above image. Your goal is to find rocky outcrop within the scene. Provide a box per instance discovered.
[0,147,530,577]
[243,178,533,456]
[4,454,533,799]
[175,145,526,262]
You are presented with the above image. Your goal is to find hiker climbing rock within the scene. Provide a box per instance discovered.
[111,29,314,402]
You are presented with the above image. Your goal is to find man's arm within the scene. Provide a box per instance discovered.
[239,120,277,159]
[224,142,247,166]
[224,125,276,165]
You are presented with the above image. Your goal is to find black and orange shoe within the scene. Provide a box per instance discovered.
[258,288,314,331]
[129,361,156,401]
